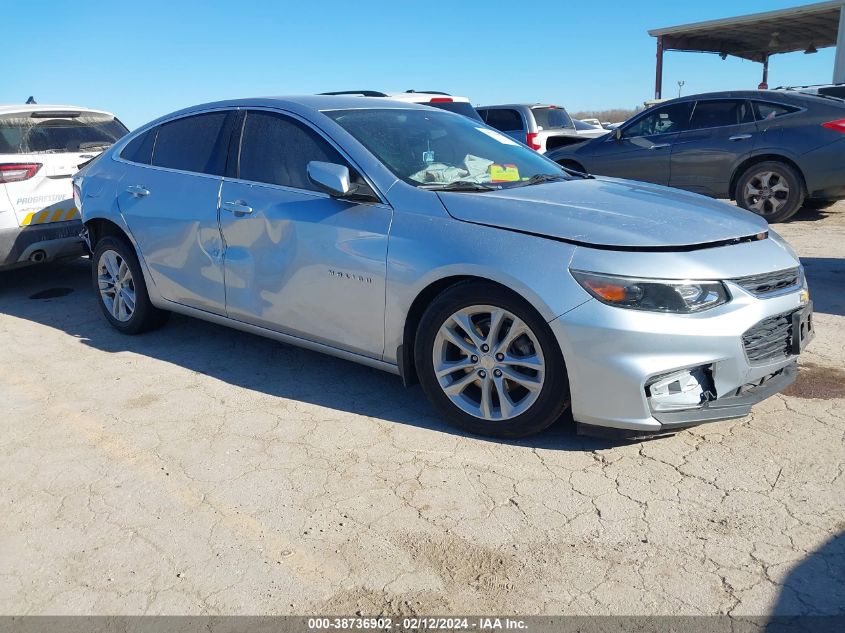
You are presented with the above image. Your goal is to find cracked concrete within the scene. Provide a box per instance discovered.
[0,203,843,616]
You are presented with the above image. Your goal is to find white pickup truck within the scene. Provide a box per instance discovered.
[0,104,127,269]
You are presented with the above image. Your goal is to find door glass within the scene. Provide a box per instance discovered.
[120,128,157,165]
[624,103,692,137]
[238,111,350,191]
[483,109,523,132]
[151,112,229,175]
[689,100,753,130]
[752,101,800,121]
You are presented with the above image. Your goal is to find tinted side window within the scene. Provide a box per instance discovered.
[624,102,692,137]
[484,109,524,132]
[152,112,229,175]
[238,111,349,191]
[752,101,801,121]
[120,128,157,165]
[689,100,754,130]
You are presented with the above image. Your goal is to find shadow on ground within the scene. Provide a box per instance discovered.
[767,531,845,631]
[802,257,845,317]
[0,258,623,451]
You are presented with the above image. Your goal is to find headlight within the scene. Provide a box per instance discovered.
[571,270,729,313]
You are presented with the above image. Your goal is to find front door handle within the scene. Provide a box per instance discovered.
[222,200,253,216]
[729,134,753,141]
[126,185,150,197]
[649,143,671,150]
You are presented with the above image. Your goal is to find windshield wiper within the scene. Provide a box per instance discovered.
[420,180,497,192]
[77,142,113,151]
[507,173,571,188]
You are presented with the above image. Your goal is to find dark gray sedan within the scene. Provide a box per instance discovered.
[546,90,845,222]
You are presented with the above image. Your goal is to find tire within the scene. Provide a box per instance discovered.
[735,161,804,223]
[91,235,169,334]
[415,281,570,438]
[803,199,836,211]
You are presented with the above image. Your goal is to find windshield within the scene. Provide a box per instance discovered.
[0,112,128,154]
[531,107,574,130]
[324,108,568,189]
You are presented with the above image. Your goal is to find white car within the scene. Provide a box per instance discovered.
[0,104,128,270]
[321,90,483,121]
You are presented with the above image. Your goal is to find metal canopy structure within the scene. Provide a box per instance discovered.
[649,1,845,99]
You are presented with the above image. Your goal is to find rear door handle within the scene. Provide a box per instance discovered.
[729,134,753,141]
[126,185,150,197]
[222,200,253,216]
[649,143,671,150]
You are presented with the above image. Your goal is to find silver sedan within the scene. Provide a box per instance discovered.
[74,96,813,438]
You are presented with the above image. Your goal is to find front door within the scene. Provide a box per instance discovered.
[219,109,392,358]
[118,110,235,314]
[587,102,693,185]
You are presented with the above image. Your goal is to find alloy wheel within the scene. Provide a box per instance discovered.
[97,249,136,322]
[744,170,790,216]
[432,305,546,421]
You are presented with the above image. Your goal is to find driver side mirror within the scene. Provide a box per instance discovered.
[307,161,353,197]
[307,161,380,203]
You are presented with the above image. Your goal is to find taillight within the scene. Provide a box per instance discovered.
[0,163,42,183]
[526,132,542,151]
[429,97,453,103]
[72,182,82,211]
[821,119,845,134]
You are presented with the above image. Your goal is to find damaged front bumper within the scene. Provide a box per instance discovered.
[550,281,811,436]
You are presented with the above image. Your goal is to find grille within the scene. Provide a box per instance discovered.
[733,267,800,296]
[742,311,795,363]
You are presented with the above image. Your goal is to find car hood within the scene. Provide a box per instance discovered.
[437,177,769,249]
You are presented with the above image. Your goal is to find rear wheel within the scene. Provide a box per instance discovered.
[92,236,169,334]
[735,161,804,223]
[415,282,570,438]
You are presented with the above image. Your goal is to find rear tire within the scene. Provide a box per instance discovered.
[735,161,804,223]
[415,281,570,438]
[92,236,169,334]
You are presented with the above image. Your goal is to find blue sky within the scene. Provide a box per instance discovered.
[4,0,838,128]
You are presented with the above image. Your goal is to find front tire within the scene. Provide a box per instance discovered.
[92,236,169,334]
[735,161,804,223]
[415,281,570,438]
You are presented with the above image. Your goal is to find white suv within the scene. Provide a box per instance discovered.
[0,104,128,270]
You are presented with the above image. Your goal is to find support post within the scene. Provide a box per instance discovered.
[834,4,845,84]
[655,36,664,99]
[761,55,769,89]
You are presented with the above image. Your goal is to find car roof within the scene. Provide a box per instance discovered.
[652,90,837,105]
[479,104,563,109]
[0,104,115,116]
[156,95,448,120]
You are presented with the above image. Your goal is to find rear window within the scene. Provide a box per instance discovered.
[0,111,128,154]
[531,107,574,130]
[151,112,230,175]
[482,109,524,132]
[426,101,483,121]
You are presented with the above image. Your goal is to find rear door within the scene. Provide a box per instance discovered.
[0,110,127,229]
[584,102,692,184]
[218,109,391,357]
[669,99,757,196]
[116,110,235,314]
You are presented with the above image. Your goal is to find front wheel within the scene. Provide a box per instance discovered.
[735,161,804,223]
[415,282,570,438]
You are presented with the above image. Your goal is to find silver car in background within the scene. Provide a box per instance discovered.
[74,96,813,438]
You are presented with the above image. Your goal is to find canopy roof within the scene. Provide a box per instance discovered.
[649,1,843,62]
